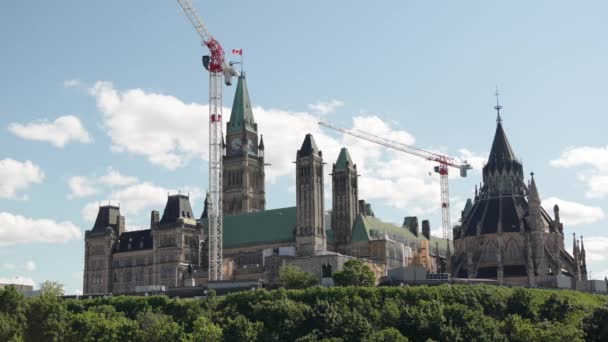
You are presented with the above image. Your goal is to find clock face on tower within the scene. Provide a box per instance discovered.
[230,137,242,154]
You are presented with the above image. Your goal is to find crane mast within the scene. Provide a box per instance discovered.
[177,0,231,281]
[318,121,471,240]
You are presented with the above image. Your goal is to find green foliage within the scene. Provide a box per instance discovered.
[332,259,376,287]
[24,293,68,342]
[191,315,222,342]
[252,297,311,340]
[279,265,319,289]
[506,287,536,320]
[583,304,608,341]
[502,314,583,342]
[136,311,184,342]
[539,293,573,321]
[1,284,606,341]
[65,306,138,342]
[39,281,65,297]
[0,286,26,341]
[365,327,409,342]
[222,315,262,342]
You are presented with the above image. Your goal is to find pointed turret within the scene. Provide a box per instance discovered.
[528,173,541,203]
[227,75,257,134]
[332,147,358,245]
[580,236,586,262]
[573,232,579,261]
[295,133,326,256]
[297,133,321,158]
[488,121,516,164]
[200,192,210,220]
[334,148,354,171]
[482,109,525,196]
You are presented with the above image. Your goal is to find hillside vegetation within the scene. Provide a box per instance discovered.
[2,284,608,341]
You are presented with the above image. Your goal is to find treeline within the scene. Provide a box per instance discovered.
[2,284,608,341]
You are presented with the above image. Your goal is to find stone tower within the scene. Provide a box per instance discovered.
[83,205,124,294]
[331,148,358,245]
[527,174,547,277]
[295,134,326,256]
[223,75,265,215]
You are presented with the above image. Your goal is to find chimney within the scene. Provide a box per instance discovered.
[403,216,419,236]
[422,220,431,239]
[151,210,160,228]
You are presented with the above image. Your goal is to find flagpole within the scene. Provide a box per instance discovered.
[241,50,243,75]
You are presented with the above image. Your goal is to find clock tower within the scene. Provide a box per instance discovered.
[223,75,266,215]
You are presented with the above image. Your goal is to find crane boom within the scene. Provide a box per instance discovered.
[177,0,227,281]
[318,121,471,240]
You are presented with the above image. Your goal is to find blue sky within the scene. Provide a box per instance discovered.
[1,1,608,293]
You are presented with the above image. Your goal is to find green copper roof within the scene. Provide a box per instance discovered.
[334,148,354,171]
[351,214,452,254]
[201,207,296,248]
[227,76,257,134]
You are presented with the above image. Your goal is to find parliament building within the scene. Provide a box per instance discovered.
[84,75,465,295]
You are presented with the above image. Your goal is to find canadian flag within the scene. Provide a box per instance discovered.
[232,48,243,55]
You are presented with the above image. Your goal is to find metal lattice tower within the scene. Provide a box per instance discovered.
[318,121,471,241]
[177,0,234,280]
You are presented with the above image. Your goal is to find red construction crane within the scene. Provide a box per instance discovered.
[177,0,237,281]
[318,121,471,240]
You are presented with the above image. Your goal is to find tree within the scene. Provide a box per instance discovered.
[279,265,319,289]
[24,293,69,342]
[65,308,138,342]
[333,259,376,287]
[583,304,608,341]
[191,316,222,342]
[39,281,65,297]
[366,328,409,342]
[0,286,26,341]
[136,311,184,342]
[506,288,536,320]
[222,315,262,342]
[539,293,572,322]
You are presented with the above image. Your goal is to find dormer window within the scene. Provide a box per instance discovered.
[128,238,132,250]
[139,239,144,249]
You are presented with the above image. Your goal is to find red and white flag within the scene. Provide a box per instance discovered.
[232,48,243,55]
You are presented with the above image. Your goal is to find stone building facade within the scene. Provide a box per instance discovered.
[451,113,587,286]
[83,75,449,295]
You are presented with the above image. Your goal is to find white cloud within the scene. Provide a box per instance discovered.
[90,81,208,170]
[0,276,35,287]
[2,263,16,270]
[0,212,81,246]
[68,168,139,199]
[308,99,344,115]
[64,79,82,88]
[25,261,36,272]
[580,235,608,262]
[0,158,44,199]
[68,176,98,198]
[551,146,608,198]
[543,197,605,226]
[87,81,480,221]
[99,167,138,187]
[8,115,91,148]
